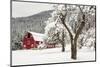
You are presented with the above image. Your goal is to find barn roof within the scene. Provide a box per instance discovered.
[29,32,47,41]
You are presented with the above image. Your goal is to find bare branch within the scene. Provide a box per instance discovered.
[78,6,84,15]
[74,6,85,40]
[74,21,85,40]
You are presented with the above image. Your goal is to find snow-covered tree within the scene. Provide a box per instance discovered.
[44,7,68,52]
[45,4,95,59]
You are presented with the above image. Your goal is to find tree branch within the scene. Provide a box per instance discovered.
[59,12,74,39]
[74,6,85,40]
[74,21,85,40]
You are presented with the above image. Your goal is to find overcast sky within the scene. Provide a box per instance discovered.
[12,1,54,17]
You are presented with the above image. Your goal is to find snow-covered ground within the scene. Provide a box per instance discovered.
[12,45,95,66]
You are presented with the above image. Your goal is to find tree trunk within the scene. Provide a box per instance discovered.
[62,30,65,52]
[62,43,65,52]
[71,37,78,59]
[71,21,85,59]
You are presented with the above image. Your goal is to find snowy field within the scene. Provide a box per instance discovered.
[12,45,95,66]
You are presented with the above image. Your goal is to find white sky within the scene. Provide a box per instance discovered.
[12,1,54,17]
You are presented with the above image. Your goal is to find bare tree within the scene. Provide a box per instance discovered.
[61,5,95,59]
[58,5,85,59]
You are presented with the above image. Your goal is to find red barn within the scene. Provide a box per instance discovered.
[22,32,46,49]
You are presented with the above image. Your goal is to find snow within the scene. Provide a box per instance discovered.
[45,22,56,30]
[12,45,95,66]
[57,5,66,11]
[29,32,47,41]
[45,22,56,35]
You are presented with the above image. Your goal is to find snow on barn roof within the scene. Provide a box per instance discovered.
[28,32,47,41]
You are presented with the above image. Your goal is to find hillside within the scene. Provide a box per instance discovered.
[11,10,53,33]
